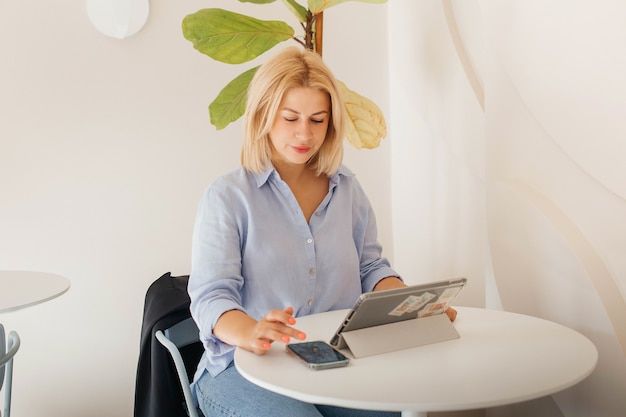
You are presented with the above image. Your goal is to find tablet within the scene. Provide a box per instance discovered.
[329,277,467,350]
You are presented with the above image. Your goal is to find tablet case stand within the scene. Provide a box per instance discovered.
[340,313,459,358]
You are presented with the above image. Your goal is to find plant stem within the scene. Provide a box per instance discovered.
[303,10,323,56]
[304,11,314,51]
[315,12,324,56]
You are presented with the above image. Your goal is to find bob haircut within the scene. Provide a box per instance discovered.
[241,46,346,176]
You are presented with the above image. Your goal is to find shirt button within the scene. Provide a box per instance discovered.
[307,238,313,244]
[307,299,313,306]
[309,268,315,275]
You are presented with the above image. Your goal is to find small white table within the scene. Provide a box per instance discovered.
[235,307,597,417]
[0,270,70,313]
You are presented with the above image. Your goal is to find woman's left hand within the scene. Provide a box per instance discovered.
[445,307,458,322]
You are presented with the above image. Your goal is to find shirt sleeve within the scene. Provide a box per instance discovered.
[350,176,402,292]
[188,178,248,361]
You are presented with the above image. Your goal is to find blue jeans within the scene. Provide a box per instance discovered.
[194,362,400,417]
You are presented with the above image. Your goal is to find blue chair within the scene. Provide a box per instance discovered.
[0,324,20,417]
[155,317,202,417]
[135,272,204,417]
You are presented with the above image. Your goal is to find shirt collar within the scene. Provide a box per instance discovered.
[251,164,354,188]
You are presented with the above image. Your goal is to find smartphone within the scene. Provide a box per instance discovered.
[286,341,350,370]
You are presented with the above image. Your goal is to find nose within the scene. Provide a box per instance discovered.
[295,119,312,140]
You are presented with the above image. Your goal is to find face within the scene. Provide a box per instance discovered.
[269,87,331,167]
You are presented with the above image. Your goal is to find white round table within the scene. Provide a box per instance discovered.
[0,270,70,313]
[235,307,598,417]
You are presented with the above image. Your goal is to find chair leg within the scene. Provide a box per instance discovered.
[3,358,13,417]
[3,332,19,417]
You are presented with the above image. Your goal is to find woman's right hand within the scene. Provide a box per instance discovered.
[247,306,307,354]
[213,306,307,355]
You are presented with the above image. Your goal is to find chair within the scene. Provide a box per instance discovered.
[155,317,202,417]
[0,324,21,417]
[134,272,204,417]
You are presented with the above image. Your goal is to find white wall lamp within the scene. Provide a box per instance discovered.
[86,0,150,40]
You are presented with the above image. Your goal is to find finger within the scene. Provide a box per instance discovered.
[258,316,306,342]
[261,322,306,343]
[265,308,296,326]
[250,339,272,355]
[445,307,458,322]
[279,330,307,344]
[283,306,296,325]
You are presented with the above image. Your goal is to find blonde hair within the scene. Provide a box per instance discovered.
[241,46,345,176]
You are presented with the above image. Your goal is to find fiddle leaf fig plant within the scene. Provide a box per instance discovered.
[182,0,387,149]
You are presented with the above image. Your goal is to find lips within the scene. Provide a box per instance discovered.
[292,146,311,153]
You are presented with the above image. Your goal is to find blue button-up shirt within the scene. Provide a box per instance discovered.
[188,165,399,379]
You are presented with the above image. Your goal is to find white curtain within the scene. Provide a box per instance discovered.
[388,1,626,416]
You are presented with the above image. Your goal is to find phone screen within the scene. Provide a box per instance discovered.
[286,341,350,369]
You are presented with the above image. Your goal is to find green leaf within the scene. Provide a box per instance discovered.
[239,0,278,4]
[338,80,387,149]
[281,0,309,22]
[182,9,295,64]
[209,67,260,130]
[308,0,387,14]
[237,0,307,21]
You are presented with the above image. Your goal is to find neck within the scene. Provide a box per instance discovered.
[273,160,313,183]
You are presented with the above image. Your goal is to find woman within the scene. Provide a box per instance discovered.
[188,46,450,417]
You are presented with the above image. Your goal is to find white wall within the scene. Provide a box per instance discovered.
[389,1,626,416]
[3,1,625,416]
[388,0,487,308]
[0,1,391,416]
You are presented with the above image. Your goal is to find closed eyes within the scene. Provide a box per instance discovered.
[283,117,326,124]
